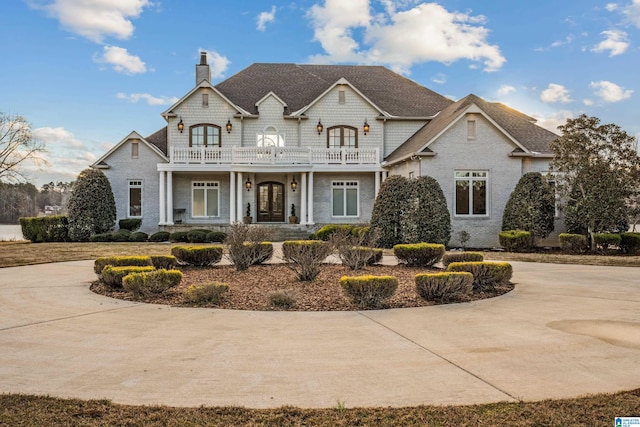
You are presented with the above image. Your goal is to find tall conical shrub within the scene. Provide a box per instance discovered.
[67,168,116,241]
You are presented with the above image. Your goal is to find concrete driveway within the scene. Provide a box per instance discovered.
[0,260,638,408]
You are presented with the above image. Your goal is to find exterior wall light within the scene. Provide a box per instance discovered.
[317,120,323,134]
[226,119,233,133]
[363,120,370,135]
[177,117,184,133]
[290,176,298,192]
[245,177,252,191]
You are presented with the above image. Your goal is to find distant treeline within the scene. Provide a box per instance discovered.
[0,181,72,224]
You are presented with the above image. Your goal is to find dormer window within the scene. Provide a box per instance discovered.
[190,124,221,147]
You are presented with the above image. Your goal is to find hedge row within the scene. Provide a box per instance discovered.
[19,216,69,242]
[171,245,223,267]
[393,243,445,267]
[122,269,183,299]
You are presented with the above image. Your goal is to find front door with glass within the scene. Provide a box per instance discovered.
[257,182,285,222]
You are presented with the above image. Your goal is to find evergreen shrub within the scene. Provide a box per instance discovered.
[111,229,131,242]
[620,232,640,254]
[593,233,621,251]
[118,218,142,231]
[149,231,171,242]
[340,275,398,308]
[559,233,588,253]
[89,232,112,242]
[150,255,177,270]
[67,168,116,241]
[129,231,148,242]
[499,230,533,252]
[393,243,445,267]
[122,269,183,299]
[370,175,412,248]
[206,231,228,242]
[401,175,451,245]
[101,265,155,288]
[93,255,152,275]
[415,272,474,301]
[169,231,189,242]
[315,224,353,241]
[441,251,484,267]
[183,282,228,304]
[171,245,223,267]
[19,216,69,243]
[447,261,512,291]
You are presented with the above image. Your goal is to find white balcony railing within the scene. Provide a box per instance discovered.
[171,146,379,165]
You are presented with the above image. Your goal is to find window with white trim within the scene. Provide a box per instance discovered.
[455,171,488,216]
[332,181,359,217]
[544,173,561,218]
[192,181,220,217]
[128,180,143,218]
[256,126,285,147]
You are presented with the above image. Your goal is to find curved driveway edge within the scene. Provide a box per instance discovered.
[0,260,638,408]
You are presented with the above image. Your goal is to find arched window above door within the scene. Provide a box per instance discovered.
[257,126,285,147]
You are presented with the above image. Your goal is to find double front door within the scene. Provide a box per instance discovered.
[257,182,284,222]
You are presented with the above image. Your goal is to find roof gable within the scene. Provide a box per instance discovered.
[384,94,558,164]
[161,81,250,118]
[91,130,168,168]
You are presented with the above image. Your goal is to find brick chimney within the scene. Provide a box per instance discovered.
[196,51,211,85]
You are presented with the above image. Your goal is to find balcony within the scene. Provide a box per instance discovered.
[171,146,380,165]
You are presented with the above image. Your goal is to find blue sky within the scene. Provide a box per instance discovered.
[2,0,639,186]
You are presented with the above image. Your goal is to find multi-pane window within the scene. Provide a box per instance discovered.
[128,180,142,218]
[192,181,219,217]
[455,171,488,216]
[332,181,359,217]
[256,126,285,147]
[190,124,221,147]
[327,126,357,148]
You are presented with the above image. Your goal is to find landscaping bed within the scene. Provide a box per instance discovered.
[91,263,513,311]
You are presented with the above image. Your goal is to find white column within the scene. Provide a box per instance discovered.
[167,171,174,225]
[229,171,236,223]
[159,171,166,225]
[237,172,244,221]
[308,171,314,225]
[300,172,307,225]
[374,171,381,197]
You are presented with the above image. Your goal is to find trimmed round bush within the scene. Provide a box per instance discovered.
[111,229,132,242]
[415,272,474,301]
[170,231,189,243]
[370,175,412,248]
[393,243,445,267]
[149,231,171,242]
[620,232,640,254]
[401,175,451,246]
[89,232,113,242]
[171,245,223,267]
[442,251,484,267]
[559,233,588,253]
[187,229,209,243]
[94,255,152,275]
[118,218,142,231]
[447,261,513,291]
[122,269,183,299]
[499,230,533,252]
[315,224,353,241]
[206,231,228,243]
[101,265,155,288]
[129,231,148,242]
[183,282,228,304]
[150,255,177,270]
[340,275,399,308]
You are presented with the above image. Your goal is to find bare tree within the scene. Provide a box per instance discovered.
[0,113,48,182]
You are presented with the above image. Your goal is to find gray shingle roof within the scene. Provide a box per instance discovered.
[215,63,453,117]
[384,94,558,163]
[145,127,167,155]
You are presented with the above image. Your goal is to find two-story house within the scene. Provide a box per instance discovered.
[92,52,559,247]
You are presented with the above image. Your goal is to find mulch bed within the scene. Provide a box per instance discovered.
[91,263,514,311]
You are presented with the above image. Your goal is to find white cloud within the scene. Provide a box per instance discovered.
[497,84,516,97]
[540,83,572,104]
[29,0,151,43]
[25,126,96,185]
[431,73,446,84]
[257,6,276,31]
[590,80,633,102]
[624,0,640,27]
[116,93,179,106]
[606,3,619,11]
[530,110,574,135]
[592,29,629,56]
[94,46,146,74]
[307,0,505,73]
[583,98,594,106]
[198,49,231,79]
